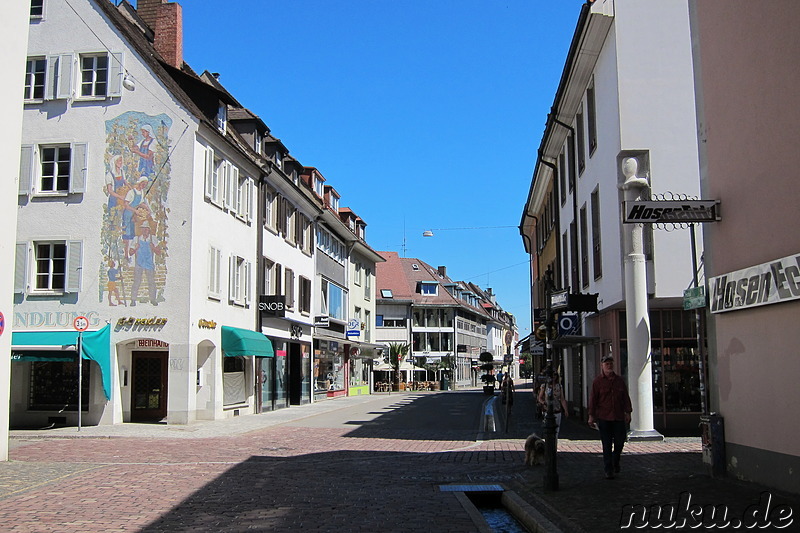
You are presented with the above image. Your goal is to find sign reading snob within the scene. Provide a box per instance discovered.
[623,200,720,224]
[259,295,286,317]
[709,252,800,313]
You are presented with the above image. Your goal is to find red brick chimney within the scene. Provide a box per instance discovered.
[137,0,183,68]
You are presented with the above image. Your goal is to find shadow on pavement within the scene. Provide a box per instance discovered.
[139,448,525,532]
[339,390,489,442]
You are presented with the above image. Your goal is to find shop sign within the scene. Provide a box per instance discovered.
[346,318,360,338]
[198,319,217,329]
[550,290,568,311]
[115,317,168,331]
[314,315,330,327]
[683,287,706,310]
[709,252,800,313]
[290,324,303,339]
[622,200,720,223]
[14,310,101,329]
[138,339,169,348]
[259,295,286,317]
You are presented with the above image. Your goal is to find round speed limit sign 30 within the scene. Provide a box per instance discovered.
[73,316,90,332]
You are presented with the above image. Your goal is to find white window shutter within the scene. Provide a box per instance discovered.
[66,240,83,293]
[19,145,33,196]
[207,246,215,296]
[245,260,252,305]
[231,165,240,214]
[46,55,58,100]
[222,161,231,209]
[14,242,28,294]
[108,52,124,97]
[246,177,254,222]
[204,146,214,200]
[230,164,239,212]
[69,142,87,193]
[228,254,235,303]
[55,53,73,100]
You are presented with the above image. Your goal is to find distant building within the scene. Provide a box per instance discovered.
[375,252,517,386]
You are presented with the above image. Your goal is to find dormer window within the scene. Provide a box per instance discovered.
[419,281,438,296]
[217,104,227,133]
[314,177,324,197]
[275,151,282,170]
[254,131,262,155]
[330,195,339,212]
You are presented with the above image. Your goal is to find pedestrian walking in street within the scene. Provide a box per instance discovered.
[500,374,515,405]
[538,370,568,436]
[588,354,633,479]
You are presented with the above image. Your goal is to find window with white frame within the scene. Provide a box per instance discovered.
[275,151,282,170]
[316,227,345,265]
[14,240,82,294]
[321,278,346,321]
[30,0,44,18]
[236,173,253,222]
[330,194,339,212]
[203,146,218,203]
[314,176,324,197]
[420,281,438,296]
[365,268,371,299]
[208,245,222,299]
[18,143,87,196]
[228,254,251,306]
[364,310,371,342]
[80,54,107,97]
[24,58,46,100]
[263,258,281,296]
[254,130,262,155]
[284,267,295,310]
[217,103,227,134]
[221,160,233,209]
[354,262,362,286]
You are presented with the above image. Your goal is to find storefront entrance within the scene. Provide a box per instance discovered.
[131,351,168,422]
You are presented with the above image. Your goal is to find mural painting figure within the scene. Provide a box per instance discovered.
[130,220,160,306]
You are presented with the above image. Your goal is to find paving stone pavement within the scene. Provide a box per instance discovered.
[2,386,798,532]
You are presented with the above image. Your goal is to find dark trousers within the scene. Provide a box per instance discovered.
[597,419,627,474]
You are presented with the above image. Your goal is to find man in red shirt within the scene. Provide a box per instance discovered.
[588,354,633,479]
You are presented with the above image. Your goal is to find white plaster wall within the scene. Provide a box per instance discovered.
[614,0,701,298]
[0,0,29,461]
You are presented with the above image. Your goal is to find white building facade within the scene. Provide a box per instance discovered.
[521,0,705,431]
[11,0,269,427]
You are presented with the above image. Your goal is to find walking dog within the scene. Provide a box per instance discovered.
[524,433,546,466]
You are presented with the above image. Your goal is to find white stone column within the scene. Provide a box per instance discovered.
[0,3,29,461]
[621,157,663,441]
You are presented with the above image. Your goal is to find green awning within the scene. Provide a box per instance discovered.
[221,326,274,357]
[11,324,113,400]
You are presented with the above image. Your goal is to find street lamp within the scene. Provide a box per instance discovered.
[541,267,559,491]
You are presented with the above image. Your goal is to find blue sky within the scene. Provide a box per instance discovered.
[172,0,584,338]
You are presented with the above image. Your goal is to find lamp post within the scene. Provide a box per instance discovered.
[542,267,559,491]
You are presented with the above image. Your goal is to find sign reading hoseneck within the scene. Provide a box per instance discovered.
[709,252,800,313]
[623,200,720,224]
[259,295,286,317]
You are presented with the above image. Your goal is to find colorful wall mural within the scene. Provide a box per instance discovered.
[100,111,172,307]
